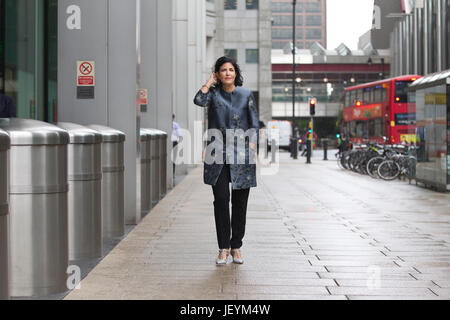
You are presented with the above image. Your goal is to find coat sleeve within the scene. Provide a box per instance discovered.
[193,88,212,108]
[248,93,259,129]
[247,93,259,144]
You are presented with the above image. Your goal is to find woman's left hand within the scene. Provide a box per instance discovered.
[249,142,256,150]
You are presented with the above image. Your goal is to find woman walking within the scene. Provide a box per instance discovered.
[193,56,259,265]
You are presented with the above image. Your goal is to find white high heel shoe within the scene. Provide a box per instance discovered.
[216,249,230,265]
[231,249,244,264]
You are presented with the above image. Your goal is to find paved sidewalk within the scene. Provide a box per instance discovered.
[65,151,450,300]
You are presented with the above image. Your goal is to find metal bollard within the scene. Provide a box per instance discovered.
[0,118,69,297]
[306,140,312,164]
[153,129,167,199]
[86,125,125,238]
[271,138,277,163]
[140,129,151,217]
[322,138,328,161]
[0,129,10,300]
[148,129,161,206]
[57,123,103,260]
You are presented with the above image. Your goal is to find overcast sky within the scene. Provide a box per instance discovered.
[326,0,374,50]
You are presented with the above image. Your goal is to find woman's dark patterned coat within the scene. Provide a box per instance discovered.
[193,86,259,190]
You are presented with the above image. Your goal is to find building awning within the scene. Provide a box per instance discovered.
[409,69,450,90]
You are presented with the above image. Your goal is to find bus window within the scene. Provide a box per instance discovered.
[350,121,356,138]
[363,87,372,104]
[356,89,363,103]
[381,87,386,102]
[394,81,412,103]
[375,118,384,137]
[349,90,355,105]
[356,121,368,139]
[344,92,350,107]
[368,120,375,137]
[374,85,382,102]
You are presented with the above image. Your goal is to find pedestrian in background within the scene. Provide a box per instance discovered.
[0,93,16,118]
[172,114,182,177]
[193,56,259,265]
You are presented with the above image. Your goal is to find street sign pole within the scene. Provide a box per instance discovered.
[291,0,298,160]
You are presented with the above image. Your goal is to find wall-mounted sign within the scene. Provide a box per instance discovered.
[138,89,148,112]
[77,60,95,99]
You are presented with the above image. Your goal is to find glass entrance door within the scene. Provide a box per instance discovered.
[1,0,57,122]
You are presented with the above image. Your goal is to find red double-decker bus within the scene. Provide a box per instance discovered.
[342,75,422,145]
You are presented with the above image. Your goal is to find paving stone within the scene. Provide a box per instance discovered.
[223,284,329,295]
[334,279,438,288]
[327,286,436,296]
[63,152,450,300]
[236,294,347,300]
[318,272,416,280]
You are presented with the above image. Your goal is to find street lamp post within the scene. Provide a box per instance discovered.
[291,0,298,159]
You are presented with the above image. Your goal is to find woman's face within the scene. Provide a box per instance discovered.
[216,62,236,86]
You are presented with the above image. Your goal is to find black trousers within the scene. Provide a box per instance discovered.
[212,164,250,249]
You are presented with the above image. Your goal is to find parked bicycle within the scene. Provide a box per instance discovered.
[337,138,417,183]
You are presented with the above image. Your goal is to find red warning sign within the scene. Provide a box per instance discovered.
[138,89,148,105]
[77,60,95,86]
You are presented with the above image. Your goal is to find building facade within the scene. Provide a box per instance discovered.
[271,0,326,50]
[389,0,449,77]
[217,0,272,124]
[272,44,389,138]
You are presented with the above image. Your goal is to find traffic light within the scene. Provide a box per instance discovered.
[336,133,341,139]
[309,98,316,116]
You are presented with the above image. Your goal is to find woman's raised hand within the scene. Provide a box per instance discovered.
[201,73,217,93]
[206,73,218,87]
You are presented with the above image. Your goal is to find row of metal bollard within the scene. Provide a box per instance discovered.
[0,118,167,299]
[140,129,167,216]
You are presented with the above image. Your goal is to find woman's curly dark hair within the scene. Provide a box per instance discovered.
[213,56,244,87]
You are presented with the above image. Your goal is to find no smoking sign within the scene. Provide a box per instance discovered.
[77,60,95,86]
[77,60,95,99]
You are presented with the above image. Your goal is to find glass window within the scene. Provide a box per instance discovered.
[356,89,363,103]
[246,0,258,10]
[394,81,412,103]
[225,0,237,10]
[356,121,368,139]
[273,15,291,26]
[3,0,57,121]
[368,119,375,137]
[349,90,355,105]
[305,15,321,26]
[224,49,237,62]
[245,49,258,63]
[305,28,322,40]
[363,87,372,104]
[374,118,384,137]
[272,29,288,39]
[305,2,321,13]
[373,85,382,102]
[271,2,302,13]
[350,121,356,138]
[344,92,350,107]
[273,15,303,26]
